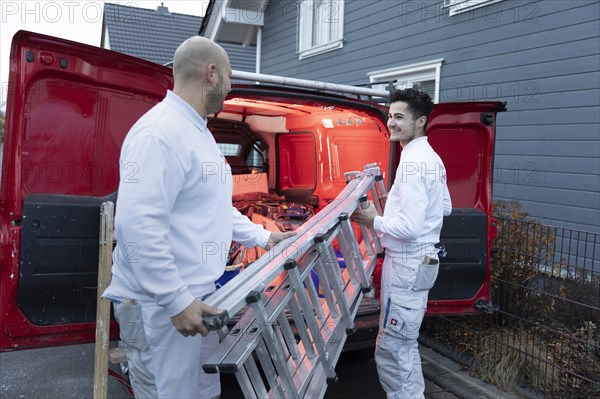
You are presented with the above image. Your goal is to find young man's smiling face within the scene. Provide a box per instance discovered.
[387,101,425,143]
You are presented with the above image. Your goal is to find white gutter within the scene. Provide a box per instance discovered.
[232,70,389,98]
[255,27,262,74]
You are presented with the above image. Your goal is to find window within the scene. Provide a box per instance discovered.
[443,0,505,17]
[297,0,344,59]
[367,59,444,103]
[217,143,241,156]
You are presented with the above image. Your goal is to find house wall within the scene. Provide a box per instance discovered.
[221,43,257,73]
[260,0,600,233]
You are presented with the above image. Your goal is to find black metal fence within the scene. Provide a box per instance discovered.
[421,216,600,398]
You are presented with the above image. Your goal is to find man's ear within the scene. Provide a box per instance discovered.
[206,63,217,83]
[417,116,427,128]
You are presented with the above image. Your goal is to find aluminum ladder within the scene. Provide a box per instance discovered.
[201,164,387,399]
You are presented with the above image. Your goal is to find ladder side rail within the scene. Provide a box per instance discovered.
[304,315,347,398]
[370,185,384,215]
[337,216,372,291]
[215,319,261,373]
[281,248,324,322]
[243,355,270,399]
[304,254,373,399]
[376,177,387,198]
[285,296,316,359]
[233,364,260,399]
[290,352,321,399]
[304,298,361,399]
[333,225,360,286]
[309,230,344,322]
[303,214,381,395]
[202,307,258,373]
[366,165,388,254]
[314,239,354,332]
[242,173,375,296]
[276,312,301,360]
[284,261,338,382]
[246,291,301,399]
[261,273,297,325]
[303,260,326,321]
[366,165,386,216]
[254,339,287,398]
[368,224,383,255]
[260,249,319,326]
[260,243,327,324]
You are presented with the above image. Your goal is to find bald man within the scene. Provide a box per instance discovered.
[103,37,294,399]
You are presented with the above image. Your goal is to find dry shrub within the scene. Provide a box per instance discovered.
[492,200,557,319]
[421,200,599,396]
[473,328,559,394]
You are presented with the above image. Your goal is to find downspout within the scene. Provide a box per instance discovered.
[255,26,262,74]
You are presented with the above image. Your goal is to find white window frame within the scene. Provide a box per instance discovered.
[367,59,444,103]
[443,0,505,17]
[297,0,345,59]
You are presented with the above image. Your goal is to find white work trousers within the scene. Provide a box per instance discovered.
[375,251,439,399]
[113,300,220,399]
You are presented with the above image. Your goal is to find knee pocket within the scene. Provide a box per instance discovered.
[381,293,425,343]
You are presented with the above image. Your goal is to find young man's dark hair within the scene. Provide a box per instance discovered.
[388,88,434,130]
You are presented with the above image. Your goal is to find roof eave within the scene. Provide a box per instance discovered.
[199,0,268,45]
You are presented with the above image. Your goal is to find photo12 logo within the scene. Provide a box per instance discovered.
[0,1,150,24]
[1,1,105,24]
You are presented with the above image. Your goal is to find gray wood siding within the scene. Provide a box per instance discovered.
[261,0,600,232]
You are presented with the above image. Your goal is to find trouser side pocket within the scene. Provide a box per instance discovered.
[114,302,150,351]
[412,260,439,291]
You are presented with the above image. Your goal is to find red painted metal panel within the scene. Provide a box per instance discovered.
[0,31,505,350]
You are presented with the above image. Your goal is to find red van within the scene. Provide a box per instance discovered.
[0,31,505,351]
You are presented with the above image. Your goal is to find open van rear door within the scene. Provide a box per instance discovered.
[1,31,174,350]
[427,102,506,315]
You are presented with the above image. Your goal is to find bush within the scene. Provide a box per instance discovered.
[491,200,556,321]
[422,200,600,397]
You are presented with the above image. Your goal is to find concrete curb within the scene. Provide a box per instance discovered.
[420,345,520,399]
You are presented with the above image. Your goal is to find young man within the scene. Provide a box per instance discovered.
[352,88,452,399]
[103,37,294,399]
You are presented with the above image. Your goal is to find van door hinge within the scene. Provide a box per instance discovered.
[474,299,498,314]
[480,113,494,126]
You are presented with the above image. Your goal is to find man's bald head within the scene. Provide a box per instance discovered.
[172,36,232,117]
[173,36,228,84]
